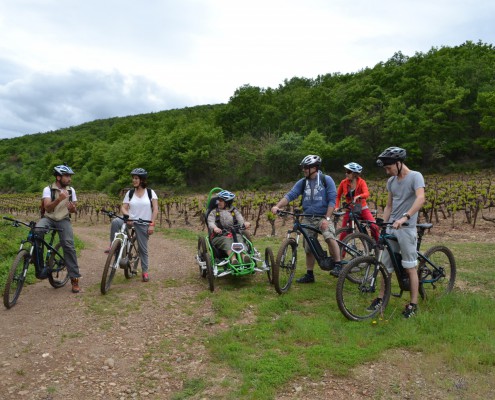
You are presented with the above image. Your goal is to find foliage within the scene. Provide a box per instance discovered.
[1,41,495,193]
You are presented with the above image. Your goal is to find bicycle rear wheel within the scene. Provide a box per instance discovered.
[125,236,139,279]
[339,233,375,283]
[205,254,214,292]
[101,241,120,294]
[273,238,297,294]
[418,245,456,301]
[48,243,70,288]
[336,255,391,321]
[4,249,30,309]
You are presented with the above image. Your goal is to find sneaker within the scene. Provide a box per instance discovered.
[71,278,80,293]
[142,272,149,282]
[230,258,240,265]
[402,303,418,318]
[296,273,315,283]
[242,254,251,263]
[367,297,382,311]
[330,264,342,277]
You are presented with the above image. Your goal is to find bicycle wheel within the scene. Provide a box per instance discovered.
[101,241,120,294]
[335,226,353,240]
[336,255,391,321]
[264,247,274,284]
[273,238,297,294]
[125,238,140,279]
[4,249,30,309]
[418,245,456,300]
[197,236,208,278]
[205,254,214,292]
[48,243,70,288]
[339,233,375,283]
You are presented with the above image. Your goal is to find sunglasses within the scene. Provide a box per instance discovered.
[303,165,313,170]
[345,170,353,174]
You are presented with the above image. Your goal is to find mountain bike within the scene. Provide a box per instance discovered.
[333,202,378,241]
[336,220,456,321]
[2,216,69,309]
[272,210,374,294]
[100,210,151,294]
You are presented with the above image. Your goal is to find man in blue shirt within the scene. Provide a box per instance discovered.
[271,155,342,283]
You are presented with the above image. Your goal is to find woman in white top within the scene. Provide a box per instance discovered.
[109,168,158,282]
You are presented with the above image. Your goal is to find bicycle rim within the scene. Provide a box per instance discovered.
[273,238,297,294]
[48,243,69,288]
[336,256,390,321]
[418,245,456,301]
[101,241,120,294]
[4,250,30,309]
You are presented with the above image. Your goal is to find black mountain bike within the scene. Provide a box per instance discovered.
[333,202,378,240]
[2,216,69,309]
[272,210,374,294]
[336,220,456,321]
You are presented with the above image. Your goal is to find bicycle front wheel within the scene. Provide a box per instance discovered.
[273,238,297,294]
[336,255,391,321]
[4,249,30,309]
[418,245,456,301]
[101,241,120,294]
[339,233,375,283]
[48,243,70,288]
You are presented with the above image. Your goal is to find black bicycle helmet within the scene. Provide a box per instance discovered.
[300,154,322,167]
[130,168,148,178]
[53,164,75,176]
[376,147,407,167]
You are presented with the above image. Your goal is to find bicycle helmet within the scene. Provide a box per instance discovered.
[344,162,363,174]
[300,154,322,167]
[53,164,75,176]
[376,147,407,167]
[217,190,236,202]
[130,168,148,178]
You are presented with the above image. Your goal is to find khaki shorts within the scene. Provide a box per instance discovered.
[302,216,337,253]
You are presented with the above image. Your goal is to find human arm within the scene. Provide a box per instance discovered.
[354,178,370,203]
[148,198,159,234]
[207,209,222,234]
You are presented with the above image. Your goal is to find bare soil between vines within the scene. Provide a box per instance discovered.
[0,217,494,400]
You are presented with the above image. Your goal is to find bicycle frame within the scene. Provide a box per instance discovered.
[110,223,134,270]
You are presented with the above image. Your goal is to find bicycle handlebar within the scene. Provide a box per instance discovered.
[2,216,64,232]
[276,210,326,219]
[101,209,152,224]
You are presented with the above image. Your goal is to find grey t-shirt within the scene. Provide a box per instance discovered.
[386,170,425,228]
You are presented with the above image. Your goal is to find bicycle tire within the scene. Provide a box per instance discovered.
[205,254,214,292]
[336,255,391,321]
[264,247,275,284]
[336,226,353,240]
[418,245,456,301]
[124,236,139,279]
[48,243,70,288]
[4,249,30,309]
[339,232,375,283]
[101,241,120,294]
[197,236,208,278]
[273,238,297,294]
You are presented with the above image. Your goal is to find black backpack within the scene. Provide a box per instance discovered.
[128,188,153,211]
[40,187,73,217]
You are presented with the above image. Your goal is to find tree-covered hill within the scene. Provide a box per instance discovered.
[1,41,494,194]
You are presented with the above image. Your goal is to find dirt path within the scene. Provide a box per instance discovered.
[0,223,217,399]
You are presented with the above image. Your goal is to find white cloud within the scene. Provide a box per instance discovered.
[0,0,494,138]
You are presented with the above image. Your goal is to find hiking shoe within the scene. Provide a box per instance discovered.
[402,303,418,318]
[330,264,342,277]
[242,254,251,263]
[367,297,383,311]
[142,272,149,282]
[71,278,80,293]
[230,259,240,266]
[296,273,315,283]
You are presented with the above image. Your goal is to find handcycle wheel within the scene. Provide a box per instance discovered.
[197,236,208,278]
[336,255,391,321]
[339,233,375,283]
[273,238,297,294]
[101,241,120,294]
[264,247,275,284]
[418,245,456,301]
[4,249,30,309]
[48,243,70,288]
[125,235,140,279]
[205,254,215,292]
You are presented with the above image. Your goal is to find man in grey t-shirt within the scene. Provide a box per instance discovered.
[374,147,425,318]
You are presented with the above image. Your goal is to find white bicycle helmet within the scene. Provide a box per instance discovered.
[53,164,75,176]
[130,168,148,178]
[376,147,407,167]
[344,162,363,174]
[218,190,236,202]
[300,154,322,167]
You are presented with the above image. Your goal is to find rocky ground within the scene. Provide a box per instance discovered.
[0,217,494,399]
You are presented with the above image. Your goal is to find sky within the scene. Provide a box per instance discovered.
[0,0,494,139]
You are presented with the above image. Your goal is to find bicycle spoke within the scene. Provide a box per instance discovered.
[418,245,456,301]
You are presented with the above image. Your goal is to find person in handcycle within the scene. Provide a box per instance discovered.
[207,190,252,265]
